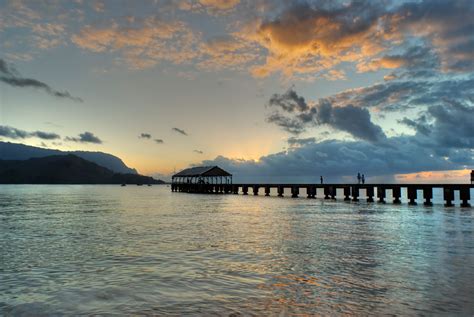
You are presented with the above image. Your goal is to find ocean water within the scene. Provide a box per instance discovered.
[1,185,473,316]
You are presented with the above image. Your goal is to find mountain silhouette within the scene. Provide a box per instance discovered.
[0,141,137,174]
[0,155,164,184]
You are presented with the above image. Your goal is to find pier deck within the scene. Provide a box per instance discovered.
[171,183,474,207]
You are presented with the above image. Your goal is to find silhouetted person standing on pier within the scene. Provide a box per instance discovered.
[320,176,323,184]
[357,173,361,184]
[362,174,365,184]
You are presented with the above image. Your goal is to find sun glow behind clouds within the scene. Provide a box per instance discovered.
[396,169,472,184]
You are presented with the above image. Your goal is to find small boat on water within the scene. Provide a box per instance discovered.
[121,184,126,187]
[137,184,143,186]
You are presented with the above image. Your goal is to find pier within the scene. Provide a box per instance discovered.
[171,182,473,207]
[171,166,474,207]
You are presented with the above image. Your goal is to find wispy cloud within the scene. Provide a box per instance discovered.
[172,127,188,136]
[0,125,60,140]
[65,131,103,144]
[194,149,203,154]
[155,139,164,144]
[0,59,83,102]
[139,133,152,139]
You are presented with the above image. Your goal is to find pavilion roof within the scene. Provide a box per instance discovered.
[172,166,232,177]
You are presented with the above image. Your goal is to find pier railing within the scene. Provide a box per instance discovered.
[171,183,473,207]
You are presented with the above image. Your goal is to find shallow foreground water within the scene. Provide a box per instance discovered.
[1,185,473,316]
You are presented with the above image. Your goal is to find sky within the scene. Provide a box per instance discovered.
[0,0,473,183]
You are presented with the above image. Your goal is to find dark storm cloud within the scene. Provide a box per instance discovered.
[268,88,309,112]
[65,131,103,144]
[172,127,188,136]
[266,112,305,134]
[154,139,164,144]
[197,136,472,183]
[394,0,474,72]
[266,89,386,142]
[398,116,431,136]
[316,103,386,142]
[0,125,60,140]
[0,59,82,102]
[139,133,152,139]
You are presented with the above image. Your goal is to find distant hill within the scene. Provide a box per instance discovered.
[0,155,164,184]
[0,142,137,174]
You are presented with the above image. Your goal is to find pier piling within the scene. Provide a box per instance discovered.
[172,180,473,209]
[443,187,454,207]
[393,187,402,204]
[377,187,386,203]
[344,187,351,201]
[407,187,417,205]
[277,186,284,197]
[291,186,299,198]
[460,187,471,207]
[265,186,270,196]
[324,186,330,199]
[352,186,359,202]
[253,185,259,196]
[366,187,374,202]
[423,187,433,206]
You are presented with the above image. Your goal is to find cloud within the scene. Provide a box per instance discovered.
[197,35,260,71]
[154,139,164,144]
[268,88,308,112]
[139,133,152,139]
[0,125,61,140]
[238,1,390,79]
[401,100,474,151]
[235,0,474,79]
[178,0,241,15]
[0,59,82,102]
[287,137,316,147]
[172,127,188,136]
[194,149,204,154]
[266,88,386,142]
[71,17,201,69]
[65,131,103,144]
[196,135,473,183]
[266,112,305,135]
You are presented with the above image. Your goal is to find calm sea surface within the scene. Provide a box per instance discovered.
[1,185,473,316]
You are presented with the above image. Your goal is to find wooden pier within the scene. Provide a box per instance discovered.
[171,183,474,207]
[171,166,474,207]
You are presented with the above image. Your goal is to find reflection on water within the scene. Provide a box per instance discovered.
[1,185,473,315]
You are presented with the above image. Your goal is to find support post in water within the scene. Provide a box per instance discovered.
[407,186,417,205]
[265,186,270,196]
[423,187,433,206]
[344,187,351,201]
[366,186,374,202]
[352,186,359,202]
[291,186,299,198]
[306,186,314,199]
[377,186,386,203]
[253,185,259,196]
[330,186,336,200]
[443,187,454,207]
[393,186,402,204]
[324,186,330,199]
[277,186,284,197]
[460,186,471,207]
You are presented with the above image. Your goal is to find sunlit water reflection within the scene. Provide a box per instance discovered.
[1,185,473,315]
